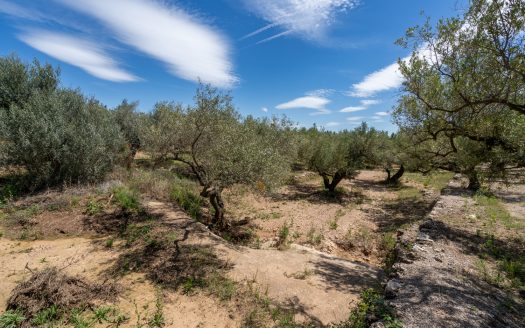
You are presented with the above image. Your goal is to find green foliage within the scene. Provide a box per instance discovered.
[32,306,59,326]
[394,0,525,186]
[113,187,140,213]
[276,222,290,250]
[170,183,203,220]
[113,100,142,162]
[336,288,402,328]
[85,199,103,216]
[0,310,26,328]
[0,57,125,188]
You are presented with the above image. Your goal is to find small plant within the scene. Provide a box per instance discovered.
[335,288,402,328]
[276,222,290,250]
[32,305,59,326]
[105,238,114,248]
[307,227,323,245]
[0,310,26,328]
[113,187,140,213]
[92,306,113,324]
[69,309,93,328]
[85,199,103,216]
[182,277,205,295]
[148,293,165,327]
[329,218,339,230]
[170,185,203,220]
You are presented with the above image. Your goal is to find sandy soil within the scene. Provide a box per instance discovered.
[0,200,382,327]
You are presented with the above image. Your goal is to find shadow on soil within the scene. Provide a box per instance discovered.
[393,265,524,328]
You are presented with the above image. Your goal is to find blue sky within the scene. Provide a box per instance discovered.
[0,0,466,131]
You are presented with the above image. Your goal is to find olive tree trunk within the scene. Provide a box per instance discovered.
[321,170,346,192]
[466,170,481,191]
[386,165,405,184]
[201,186,226,228]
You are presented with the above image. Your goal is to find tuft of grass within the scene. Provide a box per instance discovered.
[335,288,402,328]
[474,193,522,230]
[403,171,453,191]
[85,198,103,216]
[307,227,323,245]
[105,238,114,248]
[170,184,203,220]
[329,218,339,230]
[0,310,26,328]
[276,222,290,250]
[147,292,165,328]
[113,187,140,213]
[124,224,152,246]
[32,305,59,326]
[396,187,422,200]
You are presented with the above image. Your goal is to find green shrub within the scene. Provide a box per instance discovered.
[170,184,203,220]
[113,187,140,213]
[336,289,401,328]
[32,306,59,326]
[0,56,124,188]
[0,310,26,328]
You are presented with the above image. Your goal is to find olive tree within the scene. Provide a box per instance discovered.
[394,0,525,189]
[113,100,142,167]
[0,89,125,187]
[148,85,294,228]
[301,123,376,192]
[0,55,58,113]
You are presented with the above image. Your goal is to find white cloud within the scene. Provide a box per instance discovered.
[349,46,434,97]
[360,99,381,106]
[340,106,366,113]
[347,116,364,121]
[324,122,340,127]
[60,0,236,87]
[350,60,406,97]
[371,115,383,120]
[310,108,331,116]
[276,96,330,111]
[0,0,43,20]
[375,111,389,116]
[242,0,357,42]
[19,30,138,82]
[306,88,336,97]
[261,107,268,112]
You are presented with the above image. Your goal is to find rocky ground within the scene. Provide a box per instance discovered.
[385,175,525,328]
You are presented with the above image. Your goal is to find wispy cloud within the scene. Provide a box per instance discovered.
[324,122,340,127]
[340,106,366,113]
[347,116,364,121]
[306,88,336,97]
[349,46,434,97]
[360,99,381,106]
[0,0,44,20]
[59,0,236,87]
[261,107,268,113]
[19,30,138,82]
[349,60,405,97]
[375,111,389,116]
[276,95,332,115]
[242,0,358,43]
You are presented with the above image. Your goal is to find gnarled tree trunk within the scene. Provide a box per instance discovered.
[386,165,405,184]
[201,186,226,228]
[466,170,481,191]
[321,170,346,192]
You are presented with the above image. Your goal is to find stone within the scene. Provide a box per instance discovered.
[385,279,402,299]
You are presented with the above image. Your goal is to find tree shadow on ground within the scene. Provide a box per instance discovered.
[280,296,324,327]
[310,255,381,294]
[391,265,525,328]
[364,197,437,233]
[103,218,233,291]
[268,181,366,206]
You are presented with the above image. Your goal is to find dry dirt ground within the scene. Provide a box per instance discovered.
[0,169,450,327]
[226,170,441,266]
[387,175,525,328]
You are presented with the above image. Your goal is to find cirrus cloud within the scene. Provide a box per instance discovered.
[59,0,237,87]
[19,30,138,82]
